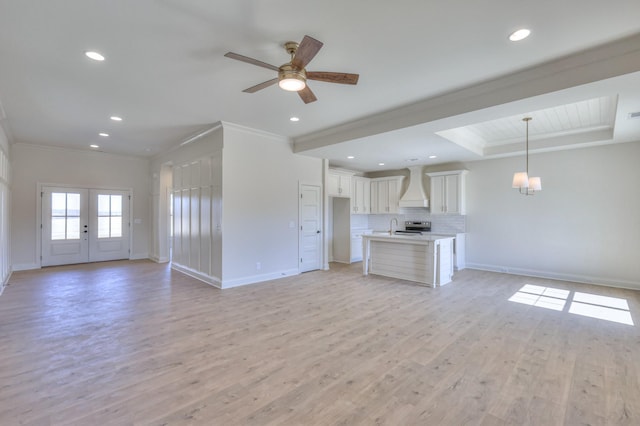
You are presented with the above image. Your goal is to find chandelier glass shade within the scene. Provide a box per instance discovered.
[512,117,542,195]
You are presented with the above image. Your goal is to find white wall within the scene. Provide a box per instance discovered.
[463,141,640,289]
[150,125,224,285]
[0,124,10,290]
[11,144,150,269]
[221,123,322,287]
[149,122,323,288]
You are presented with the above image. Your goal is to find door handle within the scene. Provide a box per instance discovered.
[316,230,321,234]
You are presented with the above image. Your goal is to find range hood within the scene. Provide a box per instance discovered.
[398,166,429,208]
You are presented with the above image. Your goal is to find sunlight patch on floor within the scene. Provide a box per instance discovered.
[508,284,569,311]
[509,285,634,326]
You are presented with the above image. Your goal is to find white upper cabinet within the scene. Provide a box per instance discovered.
[427,170,468,215]
[328,170,353,198]
[370,176,404,214]
[351,177,371,214]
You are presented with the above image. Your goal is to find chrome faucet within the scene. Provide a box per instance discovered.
[389,218,398,234]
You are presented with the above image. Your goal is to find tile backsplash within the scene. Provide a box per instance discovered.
[359,208,466,234]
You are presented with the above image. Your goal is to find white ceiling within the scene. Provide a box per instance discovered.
[0,0,639,171]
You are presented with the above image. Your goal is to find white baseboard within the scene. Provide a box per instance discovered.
[0,270,10,296]
[11,263,40,271]
[466,263,640,291]
[171,263,222,288]
[130,252,149,261]
[221,268,300,289]
[149,256,170,263]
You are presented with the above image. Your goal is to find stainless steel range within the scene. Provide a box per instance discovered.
[395,221,431,234]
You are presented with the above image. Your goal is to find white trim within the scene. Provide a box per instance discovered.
[172,263,300,290]
[11,263,39,271]
[466,263,640,291]
[149,255,170,263]
[179,123,222,148]
[221,121,289,143]
[129,253,150,260]
[171,262,222,289]
[0,270,11,296]
[221,269,300,289]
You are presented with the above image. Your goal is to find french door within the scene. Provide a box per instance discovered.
[41,186,130,266]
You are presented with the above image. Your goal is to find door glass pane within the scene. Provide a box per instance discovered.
[67,193,81,217]
[51,193,66,216]
[98,195,110,216]
[51,192,82,240]
[66,217,80,239]
[51,217,66,240]
[98,217,110,238]
[111,195,122,216]
[111,217,122,237]
[97,194,124,238]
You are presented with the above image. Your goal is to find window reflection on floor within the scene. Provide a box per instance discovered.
[509,285,634,326]
[508,284,569,311]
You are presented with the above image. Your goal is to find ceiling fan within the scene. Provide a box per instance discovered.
[224,35,359,104]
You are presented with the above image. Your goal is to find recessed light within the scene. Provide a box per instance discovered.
[99,132,109,137]
[90,144,99,149]
[85,51,105,61]
[429,155,437,159]
[144,148,151,152]
[509,29,531,42]
[289,116,300,122]
[110,116,123,121]
[378,162,385,166]
[347,156,355,159]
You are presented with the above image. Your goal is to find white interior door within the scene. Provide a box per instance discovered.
[300,184,322,272]
[88,189,130,262]
[42,186,130,266]
[42,187,89,266]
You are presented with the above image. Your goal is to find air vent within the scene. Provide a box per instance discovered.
[628,111,640,119]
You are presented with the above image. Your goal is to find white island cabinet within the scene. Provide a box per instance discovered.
[362,234,454,287]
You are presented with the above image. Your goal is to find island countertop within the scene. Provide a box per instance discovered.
[366,232,455,243]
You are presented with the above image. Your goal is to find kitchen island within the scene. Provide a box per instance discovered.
[362,233,455,287]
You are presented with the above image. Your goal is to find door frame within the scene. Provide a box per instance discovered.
[37,183,133,268]
[298,181,324,273]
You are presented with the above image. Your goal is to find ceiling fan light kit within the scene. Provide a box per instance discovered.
[278,64,306,91]
[224,35,359,103]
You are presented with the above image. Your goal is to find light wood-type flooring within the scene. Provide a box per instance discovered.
[1,260,639,425]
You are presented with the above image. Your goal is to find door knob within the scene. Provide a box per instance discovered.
[316,230,321,234]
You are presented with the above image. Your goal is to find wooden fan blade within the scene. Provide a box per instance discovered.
[298,85,317,104]
[243,78,278,93]
[224,52,279,71]
[307,72,359,85]
[292,36,323,70]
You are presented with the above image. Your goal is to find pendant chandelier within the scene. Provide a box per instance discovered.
[512,117,542,195]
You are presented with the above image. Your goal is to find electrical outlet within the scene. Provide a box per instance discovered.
[256,262,261,270]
